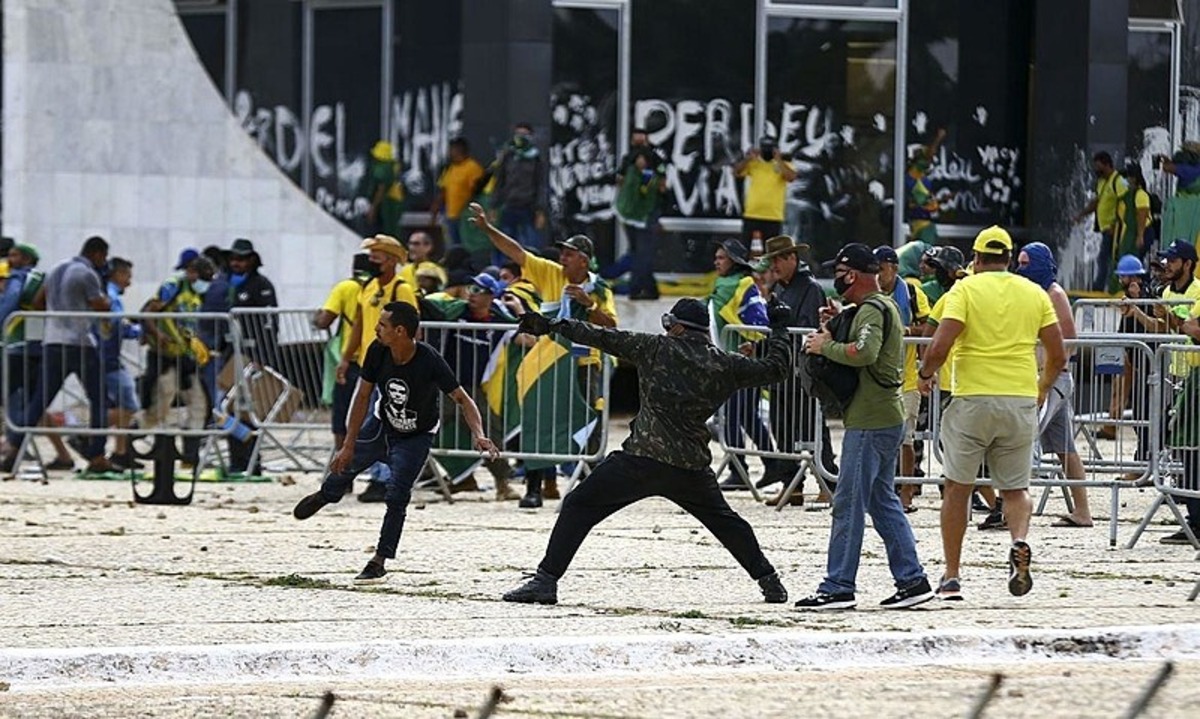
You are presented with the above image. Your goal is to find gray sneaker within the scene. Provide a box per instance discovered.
[1008,541,1033,596]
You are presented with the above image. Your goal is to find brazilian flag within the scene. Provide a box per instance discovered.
[516,334,597,471]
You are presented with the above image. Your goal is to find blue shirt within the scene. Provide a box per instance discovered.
[890,276,912,326]
[93,282,141,372]
[0,267,29,327]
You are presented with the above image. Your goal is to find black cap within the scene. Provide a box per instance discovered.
[555,235,595,258]
[1160,239,1198,263]
[823,243,881,273]
[666,298,710,332]
[446,269,474,288]
[873,245,900,265]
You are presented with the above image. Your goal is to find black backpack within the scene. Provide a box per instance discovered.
[799,297,900,420]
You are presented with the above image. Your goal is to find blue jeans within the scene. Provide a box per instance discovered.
[6,344,107,460]
[319,413,434,559]
[723,386,773,456]
[445,218,463,247]
[626,222,658,296]
[819,424,925,595]
[499,206,539,249]
[1093,229,1115,292]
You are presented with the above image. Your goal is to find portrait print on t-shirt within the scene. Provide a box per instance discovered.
[382,378,419,432]
[360,341,461,437]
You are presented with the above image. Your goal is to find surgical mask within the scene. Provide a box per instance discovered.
[365,262,384,278]
[229,273,248,288]
[833,274,852,297]
[192,279,211,295]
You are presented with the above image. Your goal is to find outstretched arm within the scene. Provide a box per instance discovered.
[728,331,792,388]
[466,202,527,265]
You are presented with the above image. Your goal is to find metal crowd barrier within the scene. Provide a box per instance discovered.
[224,307,335,475]
[890,334,1168,547]
[1073,297,1195,335]
[2,310,245,499]
[1127,344,1200,555]
[422,320,613,497]
[715,325,834,509]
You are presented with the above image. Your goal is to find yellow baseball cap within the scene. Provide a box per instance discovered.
[972,225,1013,254]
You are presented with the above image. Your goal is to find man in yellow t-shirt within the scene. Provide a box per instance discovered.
[397,232,439,289]
[315,253,370,449]
[469,202,617,507]
[1074,151,1129,291]
[734,138,797,248]
[918,226,1066,601]
[432,137,485,247]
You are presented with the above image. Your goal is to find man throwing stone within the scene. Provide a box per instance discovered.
[293,302,498,583]
[794,243,933,611]
[917,227,1066,599]
[502,297,793,605]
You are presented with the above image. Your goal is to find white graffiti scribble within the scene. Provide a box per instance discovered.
[973,105,989,127]
[912,111,928,135]
[549,92,616,225]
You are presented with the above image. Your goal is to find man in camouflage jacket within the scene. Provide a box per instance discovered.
[502,297,793,605]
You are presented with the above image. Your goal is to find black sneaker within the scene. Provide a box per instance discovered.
[108,453,144,471]
[358,482,387,503]
[502,571,558,604]
[977,508,1007,531]
[936,576,963,601]
[0,452,17,474]
[757,572,788,604]
[354,560,387,584]
[880,577,934,609]
[1008,541,1033,596]
[794,591,856,611]
[293,492,330,520]
[1159,528,1200,545]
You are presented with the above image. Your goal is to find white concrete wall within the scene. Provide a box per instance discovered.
[1,0,359,308]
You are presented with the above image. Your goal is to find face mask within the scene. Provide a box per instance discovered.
[513,134,530,148]
[1095,168,1106,178]
[229,273,248,288]
[365,262,384,278]
[760,145,776,161]
[833,274,852,297]
[1015,242,1057,290]
[192,279,211,295]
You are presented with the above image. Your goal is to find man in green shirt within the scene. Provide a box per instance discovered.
[794,243,932,611]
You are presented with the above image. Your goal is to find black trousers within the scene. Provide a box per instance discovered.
[537,451,776,581]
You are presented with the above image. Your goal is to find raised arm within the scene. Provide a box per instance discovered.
[466,202,527,265]
[553,318,654,364]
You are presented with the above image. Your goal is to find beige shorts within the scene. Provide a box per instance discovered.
[902,390,921,446]
[940,395,1038,491]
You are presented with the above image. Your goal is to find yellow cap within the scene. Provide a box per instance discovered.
[972,225,1013,254]
[371,141,395,162]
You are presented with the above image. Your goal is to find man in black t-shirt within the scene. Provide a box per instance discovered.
[293,302,499,582]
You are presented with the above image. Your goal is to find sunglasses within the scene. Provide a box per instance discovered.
[466,284,490,296]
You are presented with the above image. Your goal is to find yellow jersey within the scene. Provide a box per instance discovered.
[740,157,793,222]
[901,278,931,393]
[355,275,418,365]
[939,272,1057,398]
[438,158,485,219]
[322,278,363,357]
[521,254,618,366]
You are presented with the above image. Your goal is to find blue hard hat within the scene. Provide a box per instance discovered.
[1115,254,1145,277]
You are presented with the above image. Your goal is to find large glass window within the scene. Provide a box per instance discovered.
[906,0,1033,239]
[1126,27,1174,196]
[549,6,620,261]
[233,0,304,188]
[391,0,464,213]
[632,0,755,223]
[179,10,227,98]
[310,5,383,224]
[767,17,897,263]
